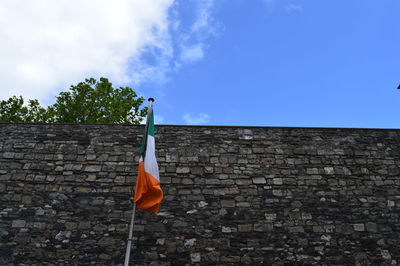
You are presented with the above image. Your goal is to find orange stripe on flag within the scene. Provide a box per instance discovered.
[134,161,163,214]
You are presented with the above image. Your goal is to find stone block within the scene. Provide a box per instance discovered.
[98,237,115,246]
[221,200,235,208]
[78,221,91,230]
[324,167,334,175]
[3,152,14,158]
[222,226,235,233]
[33,222,46,229]
[75,187,91,193]
[288,226,305,233]
[206,178,221,185]
[191,253,201,263]
[253,177,266,184]
[57,249,72,259]
[238,224,252,232]
[226,256,241,262]
[254,223,273,232]
[182,178,194,184]
[204,166,214,173]
[12,220,26,228]
[65,222,77,230]
[160,176,171,184]
[172,220,187,228]
[84,165,102,172]
[365,222,377,232]
[264,213,277,222]
[236,202,250,207]
[145,251,158,260]
[220,179,235,185]
[236,179,251,185]
[353,224,365,232]
[99,253,111,260]
[176,167,190,173]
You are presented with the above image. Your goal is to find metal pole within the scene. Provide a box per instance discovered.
[124,203,136,266]
[123,98,155,266]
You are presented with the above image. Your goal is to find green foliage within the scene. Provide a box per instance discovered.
[52,77,147,123]
[0,96,51,122]
[0,78,147,124]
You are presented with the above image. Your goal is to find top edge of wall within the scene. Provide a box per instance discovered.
[1,122,399,131]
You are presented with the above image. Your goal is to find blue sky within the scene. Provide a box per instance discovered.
[1,0,399,128]
[143,0,400,127]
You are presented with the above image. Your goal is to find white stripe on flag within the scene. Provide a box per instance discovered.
[144,135,159,181]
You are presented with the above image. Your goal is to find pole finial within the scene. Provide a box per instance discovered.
[148,98,155,102]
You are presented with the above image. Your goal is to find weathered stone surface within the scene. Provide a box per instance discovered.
[220,199,235,208]
[1,123,400,265]
[252,177,266,184]
[84,165,101,172]
[238,224,252,232]
[191,252,201,263]
[11,220,26,228]
[353,223,365,232]
[176,167,189,174]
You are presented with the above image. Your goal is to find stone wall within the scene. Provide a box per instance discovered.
[0,123,400,265]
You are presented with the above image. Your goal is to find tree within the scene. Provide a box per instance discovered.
[0,78,147,124]
[0,96,52,123]
[52,77,147,123]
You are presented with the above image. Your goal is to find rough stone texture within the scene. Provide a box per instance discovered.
[1,123,400,265]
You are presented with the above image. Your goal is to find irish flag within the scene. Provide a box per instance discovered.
[134,104,163,214]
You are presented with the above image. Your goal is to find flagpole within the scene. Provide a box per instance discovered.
[124,203,136,266]
[124,98,155,266]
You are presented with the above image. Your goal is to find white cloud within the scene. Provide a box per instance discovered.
[0,0,172,103]
[190,0,217,36]
[175,0,217,67]
[284,4,303,13]
[180,44,204,63]
[262,1,302,14]
[183,113,210,125]
[0,0,219,105]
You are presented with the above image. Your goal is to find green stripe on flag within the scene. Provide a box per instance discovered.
[139,108,155,156]
[148,110,155,137]
[139,132,146,156]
